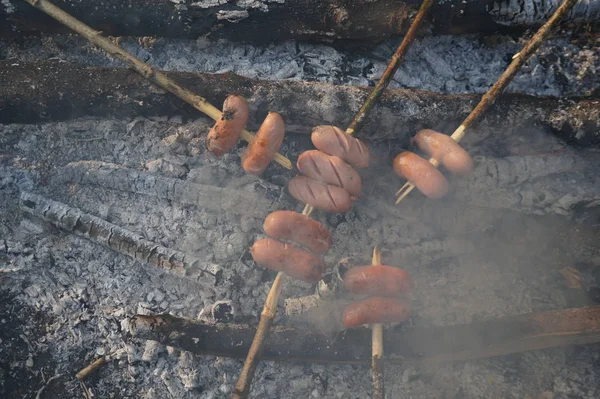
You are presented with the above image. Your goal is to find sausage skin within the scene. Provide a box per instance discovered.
[393,151,449,199]
[414,129,473,176]
[263,210,332,254]
[342,297,411,328]
[288,176,352,213]
[250,238,326,283]
[206,95,249,156]
[241,112,285,175]
[311,126,369,168]
[297,150,362,196]
[343,266,413,297]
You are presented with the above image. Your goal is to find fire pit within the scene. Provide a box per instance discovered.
[1,1,599,398]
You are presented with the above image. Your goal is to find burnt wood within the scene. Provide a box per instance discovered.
[130,306,600,365]
[1,60,598,145]
[2,1,599,42]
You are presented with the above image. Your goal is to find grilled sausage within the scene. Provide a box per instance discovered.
[288,176,352,213]
[263,210,332,254]
[393,151,448,199]
[344,266,413,297]
[241,112,285,175]
[414,129,473,176]
[206,95,249,156]
[311,126,369,168]
[342,297,411,328]
[297,150,362,196]
[250,238,326,283]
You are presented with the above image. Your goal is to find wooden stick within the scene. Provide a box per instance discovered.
[345,0,434,137]
[22,0,292,170]
[302,0,434,217]
[75,356,109,381]
[395,0,578,205]
[234,3,433,395]
[370,247,384,399]
[131,306,600,365]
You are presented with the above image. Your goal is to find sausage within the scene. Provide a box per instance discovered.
[342,297,411,328]
[263,210,332,254]
[343,266,413,297]
[392,151,448,199]
[311,126,369,168]
[414,129,473,176]
[288,176,352,213]
[297,150,362,196]
[206,95,249,156]
[241,112,285,175]
[250,238,326,283]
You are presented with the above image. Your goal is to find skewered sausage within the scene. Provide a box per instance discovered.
[342,297,411,328]
[414,129,473,176]
[311,126,369,168]
[241,112,285,175]
[393,151,448,199]
[206,95,249,156]
[263,210,332,254]
[288,176,352,213]
[250,238,326,283]
[343,265,413,297]
[297,150,362,196]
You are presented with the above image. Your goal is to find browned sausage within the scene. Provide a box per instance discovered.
[250,238,326,283]
[414,129,473,176]
[393,151,448,199]
[311,126,369,168]
[206,95,249,156]
[263,210,332,254]
[241,112,285,175]
[343,266,413,297]
[288,176,352,213]
[342,297,411,328]
[297,150,362,196]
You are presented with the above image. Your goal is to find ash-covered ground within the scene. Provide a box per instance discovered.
[1,31,600,399]
[1,32,599,97]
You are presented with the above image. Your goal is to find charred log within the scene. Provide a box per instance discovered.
[53,161,277,218]
[451,152,600,216]
[19,191,219,283]
[130,306,600,365]
[1,61,598,145]
[1,0,598,42]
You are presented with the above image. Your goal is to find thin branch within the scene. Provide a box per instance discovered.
[234,2,433,396]
[22,0,292,170]
[303,0,433,217]
[35,374,63,399]
[395,0,579,205]
[370,247,384,399]
[345,0,434,137]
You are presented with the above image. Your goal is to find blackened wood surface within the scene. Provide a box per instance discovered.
[1,60,598,145]
[2,1,599,42]
[130,306,600,365]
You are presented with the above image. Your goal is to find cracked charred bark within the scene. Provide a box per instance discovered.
[2,0,598,41]
[451,152,600,216]
[19,191,219,283]
[1,61,598,145]
[130,306,600,365]
[53,161,277,218]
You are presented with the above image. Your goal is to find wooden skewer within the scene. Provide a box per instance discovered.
[395,0,578,205]
[370,247,384,399]
[233,2,434,397]
[23,0,292,170]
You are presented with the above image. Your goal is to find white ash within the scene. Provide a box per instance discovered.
[1,70,600,399]
[1,33,597,97]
